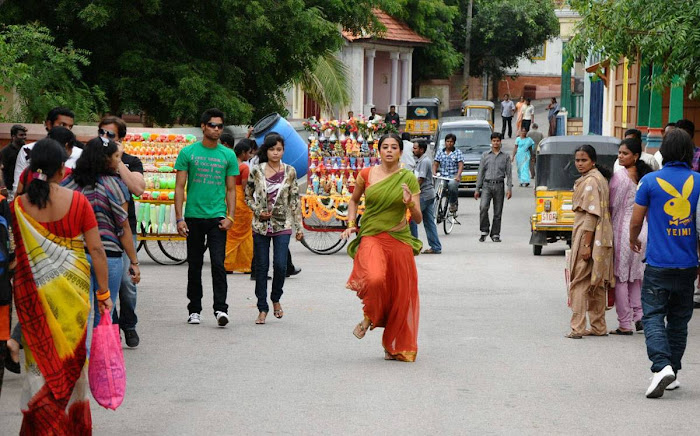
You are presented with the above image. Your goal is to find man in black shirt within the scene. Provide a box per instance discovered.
[385,105,400,127]
[99,117,145,347]
[0,125,27,196]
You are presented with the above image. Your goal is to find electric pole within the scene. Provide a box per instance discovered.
[462,0,474,102]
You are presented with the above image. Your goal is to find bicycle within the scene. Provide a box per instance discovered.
[433,175,461,235]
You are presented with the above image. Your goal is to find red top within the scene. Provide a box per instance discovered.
[359,167,372,187]
[235,162,250,186]
[17,190,97,238]
[19,167,72,193]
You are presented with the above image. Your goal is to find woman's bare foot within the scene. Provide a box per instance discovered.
[384,351,396,361]
[353,317,371,339]
[273,302,284,319]
[7,338,19,363]
[255,312,267,325]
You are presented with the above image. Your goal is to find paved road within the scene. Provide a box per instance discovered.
[3,138,700,435]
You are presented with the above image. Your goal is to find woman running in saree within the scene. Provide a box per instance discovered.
[224,139,254,273]
[11,139,112,434]
[342,133,423,362]
[513,128,534,186]
[566,144,614,339]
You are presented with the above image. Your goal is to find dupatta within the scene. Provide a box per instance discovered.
[12,199,92,432]
[347,169,422,258]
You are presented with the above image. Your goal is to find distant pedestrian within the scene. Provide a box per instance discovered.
[368,106,378,121]
[527,123,544,177]
[342,133,422,362]
[400,132,415,170]
[245,133,303,325]
[175,108,238,327]
[0,124,27,197]
[566,144,613,339]
[513,128,534,187]
[515,96,525,132]
[16,127,76,195]
[385,105,400,128]
[412,139,442,254]
[224,138,254,274]
[613,129,660,172]
[521,98,535,132]
[546,98,560,136]
[500,94,516,138]
[630,128,700,398]
[609,139,653,336]
[475,132,512,242]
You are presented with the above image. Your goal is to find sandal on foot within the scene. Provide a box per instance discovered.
[609,328,633,335]
[273,303,284,319]
[384,351,396,361]
[255,312,267,325]
[353,322,368,339]
[583,330,608,337]
[564,332,583,339]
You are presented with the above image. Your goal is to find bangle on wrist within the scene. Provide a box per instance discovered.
[130,260,139,266]
[96,290,111,301]
[348,219,356,228]
[406,201,415,209]
[226,215,234,222]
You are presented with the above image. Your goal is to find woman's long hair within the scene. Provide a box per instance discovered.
[575,144,612,180]
[619,138,653,179]
[72,137,119,187]
[257,133,284,164]
[26,138,67,209]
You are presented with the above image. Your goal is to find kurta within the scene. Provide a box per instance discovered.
[609,168,646,281]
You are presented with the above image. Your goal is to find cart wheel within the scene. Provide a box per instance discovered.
[533,244,542,256]
[301,214,348,255]
[143,240,187,265]
[158,240,188,264]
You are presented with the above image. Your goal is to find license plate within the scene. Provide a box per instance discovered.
[461,175,477,182]
[540,212,557,223]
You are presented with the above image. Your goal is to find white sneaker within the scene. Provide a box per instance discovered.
[666,379,680,391]
[215,311,229,327]
[187,313,201,324]
[646,365,675,398]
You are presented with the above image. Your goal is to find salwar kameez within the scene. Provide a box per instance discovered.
[347,168,422,361]
[568,168,614,336]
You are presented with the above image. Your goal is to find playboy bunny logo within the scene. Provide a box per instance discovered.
[657,176,694,226]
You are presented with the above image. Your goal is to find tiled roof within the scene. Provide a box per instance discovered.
[342,9,430,46]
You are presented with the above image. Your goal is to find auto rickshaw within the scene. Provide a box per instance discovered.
[461,100,495,129]
[405,97,440,139]
[529,135,620,255]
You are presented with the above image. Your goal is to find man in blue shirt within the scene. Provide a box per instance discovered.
[630,128,700,398]
[432,133,464,214]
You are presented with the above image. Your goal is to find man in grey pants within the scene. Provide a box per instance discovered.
[474,132,513,242]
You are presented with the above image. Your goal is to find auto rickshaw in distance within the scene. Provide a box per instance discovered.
[530,135,620,255]
[405,97,440,139]
[461,100,495,130]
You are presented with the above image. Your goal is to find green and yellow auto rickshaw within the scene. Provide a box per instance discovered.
[405,97,440,139]
[530,135,620,255]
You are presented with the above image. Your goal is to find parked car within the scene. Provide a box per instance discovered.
[433,118,493,191]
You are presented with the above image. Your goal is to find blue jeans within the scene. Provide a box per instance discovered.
[86,254,124,355]
[420,197,441,252]
[115,235,138,331]
[446,179,459,207]
[641,266,696,373]
[253,233,290,313]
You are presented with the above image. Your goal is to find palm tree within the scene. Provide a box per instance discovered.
[293,50,351,115]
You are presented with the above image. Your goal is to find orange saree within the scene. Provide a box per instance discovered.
[225,163,253,273]
[347,169,422,362]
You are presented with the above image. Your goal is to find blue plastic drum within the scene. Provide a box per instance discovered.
[253,113,309,178]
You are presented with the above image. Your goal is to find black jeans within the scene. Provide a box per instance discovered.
[186,218,228,315]
[501,116,513,138]
[253,233,291,313]
[479,181,505,237]
[522,119,531,132]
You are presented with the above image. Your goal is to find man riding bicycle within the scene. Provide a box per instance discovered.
[432,133,464,213]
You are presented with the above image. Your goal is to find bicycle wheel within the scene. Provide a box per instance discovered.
[438,194,450,231]
[158,240,188,264]
[444,210,455,234]
[143,240,186,265]
[301,214,347,255]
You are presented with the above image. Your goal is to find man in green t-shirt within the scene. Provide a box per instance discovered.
[175,108,239,327]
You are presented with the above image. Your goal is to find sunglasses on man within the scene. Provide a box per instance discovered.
[98,128,117,139]
[206,122,225,130]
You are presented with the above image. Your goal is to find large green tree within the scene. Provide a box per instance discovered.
[0,23,107,122]
[0,0,388,125]
[447,0,560,79]
[568,0,700,98]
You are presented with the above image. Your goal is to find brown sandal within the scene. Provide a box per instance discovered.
[255,312,267,325]
[564,332,583,339]
[273,302,284,319]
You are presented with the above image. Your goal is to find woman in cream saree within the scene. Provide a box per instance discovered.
[342,134,423,362]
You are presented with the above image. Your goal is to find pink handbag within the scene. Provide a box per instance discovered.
[89,309,126,410]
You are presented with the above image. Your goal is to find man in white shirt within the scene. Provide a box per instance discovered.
[400,132,416,170]
[613,128,660,172]
[13,107,76,195]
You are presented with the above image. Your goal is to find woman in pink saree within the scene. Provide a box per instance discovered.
[609,138,654,335]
